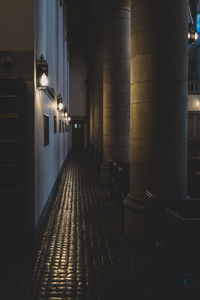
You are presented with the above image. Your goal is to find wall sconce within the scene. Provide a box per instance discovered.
[64,107,68,118]
[37,54,49,90]
[188,5,199,44]
[67,116,71,124]
[188,23,199,44]
[57,94,64,111]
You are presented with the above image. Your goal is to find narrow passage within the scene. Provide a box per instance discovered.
[20,153,141,300]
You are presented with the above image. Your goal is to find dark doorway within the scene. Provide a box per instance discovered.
[72,120,84,151]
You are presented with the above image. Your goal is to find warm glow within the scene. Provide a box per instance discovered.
[58,102,64,111]
[40,73,48,87]
[195,32,199,41]
[188,32,191,39]
[64,111,68,118]
[188,96,200,111]
[67,117,71,122]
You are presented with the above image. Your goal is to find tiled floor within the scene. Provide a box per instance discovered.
[18,153,143,300]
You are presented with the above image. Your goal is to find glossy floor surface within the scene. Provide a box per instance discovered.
[18,153,142,300]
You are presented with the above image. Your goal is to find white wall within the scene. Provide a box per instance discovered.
[34,0,69,226]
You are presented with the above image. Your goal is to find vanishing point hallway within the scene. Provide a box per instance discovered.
[19,153,141,300]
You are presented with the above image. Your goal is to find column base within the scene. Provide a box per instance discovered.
[123,195,150,244]
[100,162,111,185]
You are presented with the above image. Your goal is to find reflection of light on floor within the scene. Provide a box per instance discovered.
[22,154,139,299]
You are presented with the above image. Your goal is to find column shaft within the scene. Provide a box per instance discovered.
[103,0,131,164]
[124,0,188,240]
[93,0,104,159]
[89,65,95,148]
[94,48,103,157]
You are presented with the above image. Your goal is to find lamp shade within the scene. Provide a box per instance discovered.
[37,55,48,90]
[57,94,64,111]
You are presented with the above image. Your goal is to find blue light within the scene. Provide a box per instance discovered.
[197,14,200,33]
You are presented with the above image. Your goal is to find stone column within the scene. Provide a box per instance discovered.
[102,0,130,168]
[88,1,95,153]
[93,47,103,161]
[124,0,188,241]
[89,63,95,151]
[93,0,103,162]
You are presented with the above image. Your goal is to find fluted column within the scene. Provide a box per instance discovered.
[124,0,188,241]
[102,0,130,165]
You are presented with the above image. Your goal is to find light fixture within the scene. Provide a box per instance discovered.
[64,107,68,118]
[67,116,71,125]
[37,54,49,90]
[188,23,199,44]
[57,94,64,111]
[188,5,199,44]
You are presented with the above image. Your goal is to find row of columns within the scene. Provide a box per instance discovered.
[88,0,103,161]
[89,0,188,241]
[103,0,130,164]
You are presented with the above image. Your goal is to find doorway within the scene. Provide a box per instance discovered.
[72,120,84,151]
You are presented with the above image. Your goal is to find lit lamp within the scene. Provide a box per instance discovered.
[64,107,68,118]
[67,116,71,125]
[188,23,199,44]
[37,54,48,90]
[57,94,64,111]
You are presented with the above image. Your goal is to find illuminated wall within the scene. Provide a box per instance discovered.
[34,0,70,226]
[0,0,70,231]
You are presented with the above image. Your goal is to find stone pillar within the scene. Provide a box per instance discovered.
[102,0,130,167]
[93,47,103,161]
[88,2,95,153]
[93,0,103,162]
[124,0,188,241]
[89,63,95,151]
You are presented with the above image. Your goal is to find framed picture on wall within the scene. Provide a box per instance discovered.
[44,114,49,147]
[54,116,57,134]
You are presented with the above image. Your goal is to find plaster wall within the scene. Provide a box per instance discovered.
[35,0,69,226]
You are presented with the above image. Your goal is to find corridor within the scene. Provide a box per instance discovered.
[1,0,200,299]
[18,153,142,300]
